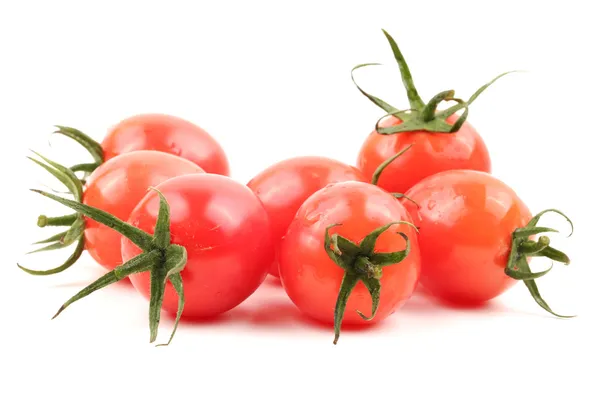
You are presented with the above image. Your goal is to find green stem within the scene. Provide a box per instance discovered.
[37,213,78,227]
[31,189,153,251]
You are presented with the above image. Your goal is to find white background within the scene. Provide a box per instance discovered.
[1,1,598,399]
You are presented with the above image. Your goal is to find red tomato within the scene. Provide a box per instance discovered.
[403,170,571,310]
[279,181,420,338]
[83,151,204,270]
[247,156,367,278]
[358,114,491,194]
[123,174,274,318]
[102,113,229,175]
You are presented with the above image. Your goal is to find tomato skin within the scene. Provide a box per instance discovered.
[247,157,367,278]
[82,151,204,270]
[102,113,230,176]
[279,181,420,325]
[403,170,531,304]
[357,114,491,194]
[122,174,273,318]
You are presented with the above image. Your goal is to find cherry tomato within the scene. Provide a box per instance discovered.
[351,30,505,195]
[83,150,204,270]
[247,156,367,278]
[402,170,572,311]
[358,114,491,194]
[102,113,229,175]
[123,174,274,318]
[279,181,420,337]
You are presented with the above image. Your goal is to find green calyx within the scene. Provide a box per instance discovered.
[18,151,86,275]
[352,29,516,135]
[324,221,415,344]
[53,125,104,180]
[29,188,187,346]
[505,209,574,318]
[370,144,418,206]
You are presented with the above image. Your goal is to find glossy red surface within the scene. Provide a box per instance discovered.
[247,156,367,277]
[357,114,491,194]
[82,150,204,270]
[403,170,531,304]
[102,113,230,176]
[123,174,274,318]
[279,181,420,325]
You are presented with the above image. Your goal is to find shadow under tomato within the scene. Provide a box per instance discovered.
[262,275,283,288]
[400,291,515,316]
[237,300,304,327]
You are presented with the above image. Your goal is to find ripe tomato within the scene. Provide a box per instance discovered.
[352,29,510,194]
[403,170,572,315]
[279,181,420,342]
[55,113,229,176]
[102,114,229,175]
[83,150,204,270]
[247,156,367,278]
[357,114,490,194]
[123,174,274,318]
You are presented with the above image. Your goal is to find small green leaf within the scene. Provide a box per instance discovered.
[355,277,381,321]
[538,247,570,265]
[421,90,455,122]
[150,188,171,250]
[351,63,398,114]
[324,224,351,269]
[62,217,85,246]
[505,257,553,280]
[53,125,104,165]
[523,278,574,318]
[381,29,425,110]
[26,240,74,254]
[359,221,415,256]
[18,238,85,276]
[149,264,168,343]
[32,230,69,245]
[513,226,559,238]
[437,71,518,120]
[371,144,413,186]
[526,209,574,237]
[333,272,360,345]
[369,232,411,267]
[52,250,160,320]
[157,273,185,347]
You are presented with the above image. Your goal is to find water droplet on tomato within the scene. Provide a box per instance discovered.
[169,142,182,156]
[427,200,436,210]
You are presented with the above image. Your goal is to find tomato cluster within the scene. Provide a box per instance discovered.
[20,30,574,345]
